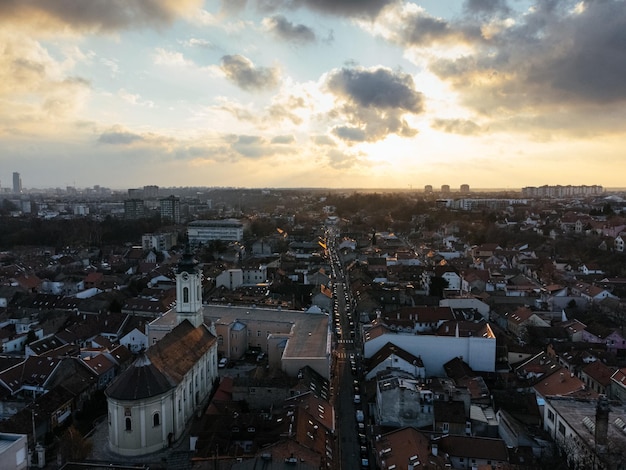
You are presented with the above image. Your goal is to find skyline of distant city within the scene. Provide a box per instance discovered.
[1,172,616,195]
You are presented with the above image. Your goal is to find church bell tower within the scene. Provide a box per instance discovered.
[176,248,203,328]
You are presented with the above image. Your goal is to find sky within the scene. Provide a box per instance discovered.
[2,0,626,191]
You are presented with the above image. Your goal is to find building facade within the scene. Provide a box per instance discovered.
[12,172,21,194]
[124,199,145,220]
[187,219,244,246]
[160,195,181,224]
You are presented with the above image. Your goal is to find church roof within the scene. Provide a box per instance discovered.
[106,320,216,400]
[105,354,173,400]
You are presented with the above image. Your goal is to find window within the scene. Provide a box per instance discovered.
[183,287,189,303]
[558,422,566,435]
[548,410,555,422]
[125,418,132,431]
[153,413,160,427]
[442,422,449,433]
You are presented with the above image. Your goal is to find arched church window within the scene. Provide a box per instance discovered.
[183,287,189,303]
[125,418,132,431]
[153,412,160,427]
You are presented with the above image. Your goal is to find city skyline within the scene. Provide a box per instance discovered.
[2,1,626,190]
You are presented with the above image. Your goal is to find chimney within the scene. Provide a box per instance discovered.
[595,395,609,454]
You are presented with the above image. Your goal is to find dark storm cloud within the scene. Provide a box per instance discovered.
[98,129,144,145]
[256,0,397,19]
[326,67,423,112]
[220,55,280,91]
[325,66,423,142]
[431,118,483,136]
[429,0,626,115]
[265,15,316,44]
[0,0,200,31]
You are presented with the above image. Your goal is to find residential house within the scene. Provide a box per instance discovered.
[609,368,626,402]
[532,367,596,409]
[119,327,148,353]
[433,266,461,292]
[363,317,496,376]
[80,353,116,390]
[571,281,617,304]
[582,325,626,355]
[437,435,511,469]
[365,342,425,381]
[373,427,450,470]
[310,284,332,313]
[433,400,468,435]
[0,356,64,400]
[374,370,433,428]
[503,306,551,339]
[580,361,616,395]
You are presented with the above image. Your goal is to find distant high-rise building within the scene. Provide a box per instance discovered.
[521,185,603,198]
[124,199,146,220]
[441,184,450,193]
[128,188,143,198]
[424,185,433,193]
[460,184,470,194]
[143,185,159,199]
[160,195,181,224]
[12,172,21,193]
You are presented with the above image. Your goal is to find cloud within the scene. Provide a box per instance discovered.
[312,135,336,146]
[98,126,144,145]
[181,38,215,49]
[374,3,479,48]
[332,126,366,142]
[325,148,363,170]
[226,134,294,158]
[430,0,626,115]
[326,67,423,111]
[325,66,424,142]
[463,0,510,16]
[220,54,281,91]
[0,0,202,33]
[431,118,483,135]
[0,32,91,131]
[258,0,398,19]
[271,134,296,144]
[263,15,316,44]
[154,48,194,67]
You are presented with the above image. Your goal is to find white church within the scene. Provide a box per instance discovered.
[105,251,218,456]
